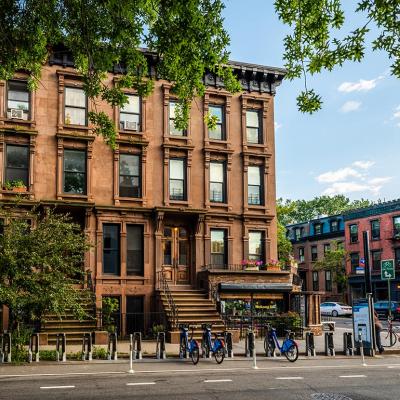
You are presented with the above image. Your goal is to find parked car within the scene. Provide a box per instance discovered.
[320,302,352,317]
[374,301,400,320]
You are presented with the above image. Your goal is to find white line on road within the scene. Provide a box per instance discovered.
[126,382,156,386]
[275,377,304,380]
[204,379,233,383]
[339,375,366,378]
[40,386,75,390]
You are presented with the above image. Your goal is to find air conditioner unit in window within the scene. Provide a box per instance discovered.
[124,120,138,131]
[8,109,26,120]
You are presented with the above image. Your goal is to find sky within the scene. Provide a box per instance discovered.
[222,1,400,202]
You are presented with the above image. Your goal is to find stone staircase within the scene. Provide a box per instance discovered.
[40,290,97,345]
[159,285,225,342]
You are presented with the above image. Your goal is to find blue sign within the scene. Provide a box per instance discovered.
[356,267,365,275]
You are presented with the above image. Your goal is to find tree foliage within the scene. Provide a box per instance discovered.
[274,0,400,113]
[0,208,91,331]
[0,0,241,148]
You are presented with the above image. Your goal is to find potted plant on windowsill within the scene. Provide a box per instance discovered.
[265,259,282,271]
[4,180,27,193]
[241,260,263,271]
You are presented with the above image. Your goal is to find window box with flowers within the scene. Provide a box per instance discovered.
[264,259,282,272]
[3,180,27,193]
[241,260,263,271]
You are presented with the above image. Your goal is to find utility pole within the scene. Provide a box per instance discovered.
[362,231,373,297]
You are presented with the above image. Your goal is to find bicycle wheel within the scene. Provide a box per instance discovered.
[264,335,275,356]
[284,343,299,363]
[381,329,397,347]
[214,348,225,364]
[190,347,200,365]
[179,339,187,358]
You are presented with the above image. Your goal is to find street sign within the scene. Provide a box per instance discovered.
[381,259,395,280]
[356,267,365,275]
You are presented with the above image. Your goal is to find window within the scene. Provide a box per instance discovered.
[395,248,400,269]
[208,105,224,140]
[325,270,332,292]
[312,271,319,291]
[371,219,380,240]
[314,223,322,235]
[5,144,29,187]
[350,252,360,273]
[371,250,382,271]
[324,243,330,255]
[126,225,144,276]
[65,87,87,125]
[209,162,226,203]
[248,231,264,261]
[246,110,261,143]
[7,81,30,120]
[337,241,344,250]
[311,246,318,261]
[299,247,305,263]
[294,227,303,241]
[120,95,140,131]
[169,158,186,200]
[103,224,120,275]
[393,216,400,236]
[119,154,141,198]
[248,166,263,205]
[169,101,185,136]
[349,224,358,243]
[211,229,227,266]
[330,220,338,232]
[63,149,86,194]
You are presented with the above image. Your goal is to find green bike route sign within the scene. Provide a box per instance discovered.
[381,259,395,280]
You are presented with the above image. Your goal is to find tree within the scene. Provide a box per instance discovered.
[276,202,294,265]
[274,0,400,113]
[0,208,91,333]
[0,0,241,148]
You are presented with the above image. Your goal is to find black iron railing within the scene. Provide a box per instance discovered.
[157,267,179,329]
[202,264,291,272]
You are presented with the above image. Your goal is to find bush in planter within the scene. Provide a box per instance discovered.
[4,179,27,192]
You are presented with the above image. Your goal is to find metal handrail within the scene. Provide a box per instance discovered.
[157,267,179,329]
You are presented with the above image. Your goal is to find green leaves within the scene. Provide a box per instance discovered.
[296,90,323,114]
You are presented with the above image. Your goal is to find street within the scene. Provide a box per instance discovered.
[2,357,400,399]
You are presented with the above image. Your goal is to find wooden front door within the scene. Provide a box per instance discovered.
[162,227,190,284]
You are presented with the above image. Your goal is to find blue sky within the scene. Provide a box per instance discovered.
[223,1,400,202]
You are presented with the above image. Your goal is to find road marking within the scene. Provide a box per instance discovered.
[40,386,75,390]
[275,377,303,380]
[126,382,156,386]
[204,379,232,383]
[339,375,366,378]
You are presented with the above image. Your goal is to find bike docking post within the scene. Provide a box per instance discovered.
[107,332,118,361]
[245,329,255,358]
[28,333,40,363]
[343,332,355,356]
[264,325,275,358]
[82,332,93,361]
[156,332,166,360]
[224,331,233,358]
[56,333,67,362]
[305,332,316,357]
[133,332,142,360]
[324,332,335,357]
[128,334,134,374]
[358,330,367,367]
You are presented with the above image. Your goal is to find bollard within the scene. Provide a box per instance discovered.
[305,332,316,357]
[343,332,355,356]
[56,333,67,362]
[82,333,92,361]
[324,332,335,357]
[132,332,142,360]
[156,332,166,360]
[0,332,12,363]
[358,330,367,366]
[128,334,134,374]
[28,333,40,363]
[224,331,233,358]
[107,332,118,361]
[246,329,255,358]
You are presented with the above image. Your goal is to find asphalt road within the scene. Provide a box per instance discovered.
[2,357,400,400]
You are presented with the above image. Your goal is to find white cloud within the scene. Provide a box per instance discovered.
[274,122,282,130]
[352,160,375,170]
[316,167,362,184]
[340,101,361,113]
[393,105,400,121]
[338,76,383,93]
[323,182,369,195]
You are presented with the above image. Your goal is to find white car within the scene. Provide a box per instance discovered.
[320,302,352,317]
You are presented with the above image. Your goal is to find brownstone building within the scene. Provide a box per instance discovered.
[0,50,291,338]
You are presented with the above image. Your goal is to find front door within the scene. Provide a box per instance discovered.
[162,227,190,284]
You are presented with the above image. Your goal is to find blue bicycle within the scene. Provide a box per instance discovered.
[264,325,299,362]
[179,324,200,365]
[201,324,225,364]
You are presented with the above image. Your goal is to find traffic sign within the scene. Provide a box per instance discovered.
[381,259,395,280]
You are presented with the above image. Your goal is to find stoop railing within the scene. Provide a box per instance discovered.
[157,267,179,330]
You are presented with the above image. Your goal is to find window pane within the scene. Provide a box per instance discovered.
[63,150,86,194]
[169,102,184,136]
[170,159,184,179]
[103,224,120,275]
[64,150,86,172]
[120,112,140,127]
[127,225,143,276]
[247,127,259,143]
[179,241,188,265]
[248,186,260,205]
[211,229,226,266]
[163,240,172,265]
[8,81,29,102]
[170,180,184,200]
[6,145,29,186]
[64,172,86,194]
[65,87,86,107]
[248,166,261,185]
[169,101,177,119]
[120,154,139,176]
[210,182,223,202]
[121,95,140,113]
[65,107,86,125]
[119,176,140,197]
[8,100,29,111]
[209,124,222,140]
[246,111,259,128]
[209,105,223,122]
[210,163,224,183]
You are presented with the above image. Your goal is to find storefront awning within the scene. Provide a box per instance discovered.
[218,283,293,293]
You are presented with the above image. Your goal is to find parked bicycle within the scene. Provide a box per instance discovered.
[381,316,400,347]
[179,324,200,365]
[200,324,225,364]
[264,324,299,362]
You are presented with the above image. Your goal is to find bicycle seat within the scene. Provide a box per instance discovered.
[284,329,291,335]
[179,324,189,331]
